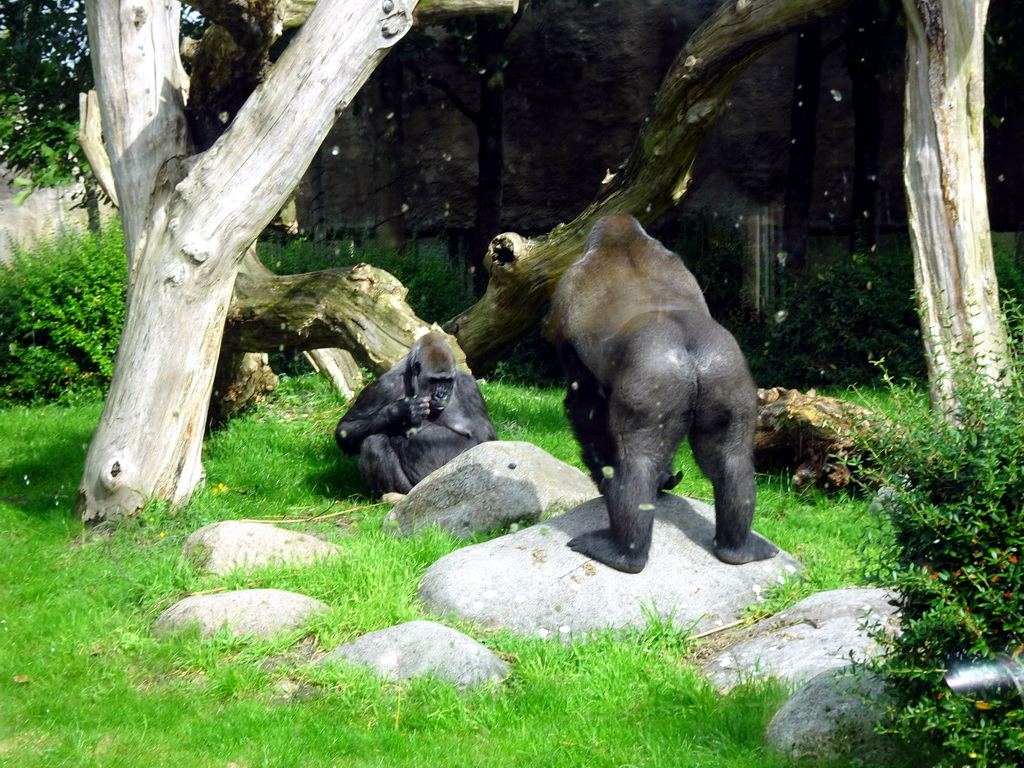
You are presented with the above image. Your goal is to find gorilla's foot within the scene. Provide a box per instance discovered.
[714,531,779,565]
[657,469,683,492]
[567,528,650,574]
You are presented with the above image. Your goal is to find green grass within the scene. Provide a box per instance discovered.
[0,375,878,767]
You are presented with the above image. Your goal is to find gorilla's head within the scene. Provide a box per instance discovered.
[406,332,457,419]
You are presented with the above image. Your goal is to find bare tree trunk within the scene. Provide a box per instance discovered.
[80,0,515,522]
[77,0,418,522]
[901,0,1007,412]
[446,0,857,372]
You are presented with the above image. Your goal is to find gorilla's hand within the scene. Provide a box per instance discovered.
[396,396,431,434]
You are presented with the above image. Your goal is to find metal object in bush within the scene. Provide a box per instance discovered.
[944,653,1024,705]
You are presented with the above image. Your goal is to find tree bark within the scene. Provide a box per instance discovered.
[445,0,857,373]
[901,0,1007,412]
[305,348,363,401]
[78,0,513,522]
[222,262,462,375]
[754,387,879,491]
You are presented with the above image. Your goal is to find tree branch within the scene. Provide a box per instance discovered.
[445,0,856,372]
[223,263,466,375]
[77,90,119,207]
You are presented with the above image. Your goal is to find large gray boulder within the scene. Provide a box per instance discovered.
[703,587,899,691]
[314,620,508,687]
[152,588,329,640]
[764,669,917,767]
[182,520,342,575]
[419,493,800,639]
[384,441,598,538]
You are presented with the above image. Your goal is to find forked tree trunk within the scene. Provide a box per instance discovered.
[901,0,1007,412]
[445,0,857,372]
[77,0,418,522]
[79,0,513,521]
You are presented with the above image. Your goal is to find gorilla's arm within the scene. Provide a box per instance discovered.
[440,373,498,441]
[334,370,428,455]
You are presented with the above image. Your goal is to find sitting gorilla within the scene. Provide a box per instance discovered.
[335,332,496,495]
[545,214,778,573]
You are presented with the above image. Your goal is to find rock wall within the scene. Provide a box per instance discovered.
[294,0,916,243]
[0,166,102,263]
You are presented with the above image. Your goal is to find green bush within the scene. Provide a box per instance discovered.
[863,311,1024,767]
[0,223,126,405]
[666,220,926,389]
[745,248,925,388]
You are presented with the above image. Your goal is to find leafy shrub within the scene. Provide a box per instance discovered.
[993,235,1024,309]
[862,310,1024,767]
[666,220,926,389]
[0,223,126,405]
[746,248,925,388]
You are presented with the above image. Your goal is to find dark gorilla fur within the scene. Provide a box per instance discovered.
[545,214,778,573]
[335,332,497,495]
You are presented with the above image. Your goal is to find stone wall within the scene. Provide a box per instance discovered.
[0,167,100,263]
[293,0,917,243]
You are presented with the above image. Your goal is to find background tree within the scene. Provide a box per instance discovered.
[901,0,1007,412]
[846,0,899,252]
[405,9,524,290]
[779,21,827,272]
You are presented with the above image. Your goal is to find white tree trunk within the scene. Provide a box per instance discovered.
[901,0,1007,412]
[77,0,418,521]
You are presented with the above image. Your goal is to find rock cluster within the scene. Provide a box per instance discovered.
[150,441,908,763]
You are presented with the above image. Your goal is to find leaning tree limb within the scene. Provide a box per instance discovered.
[222,260,463,376]
[445,0,856,373]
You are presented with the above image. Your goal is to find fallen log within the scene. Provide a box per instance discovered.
[754,387,880,491]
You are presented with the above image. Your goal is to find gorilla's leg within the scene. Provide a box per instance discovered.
[568,346,691,573]
[358,434,415,496]
[690,405,779,565]
[561,349,615,486]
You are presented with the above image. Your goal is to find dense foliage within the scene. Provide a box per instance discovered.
[863,309,1024,767]
[0,0,92,192]
[0,224,126,405]
[666,220,926,388]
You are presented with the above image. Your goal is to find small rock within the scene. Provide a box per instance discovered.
[384,441,597,538]
[765,668,917,767]
[702,587,899,691]
[314,620,508,687]
[152,588,329,640]
[182,520,342,575]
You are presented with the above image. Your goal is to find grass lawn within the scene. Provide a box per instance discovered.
[0,375,880,767]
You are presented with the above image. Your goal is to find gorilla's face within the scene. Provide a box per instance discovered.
[408,333,459,420]
[422,371,454,418]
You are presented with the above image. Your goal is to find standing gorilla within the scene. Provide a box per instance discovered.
[335,332,497,495]
[545,214,778,573]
